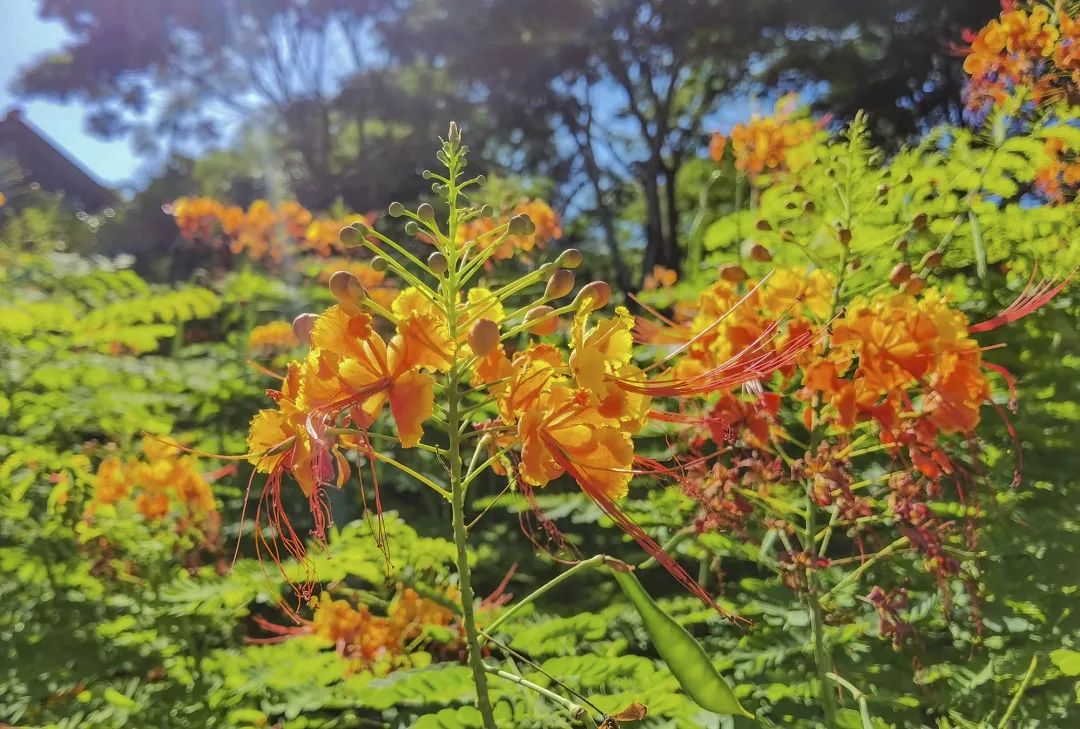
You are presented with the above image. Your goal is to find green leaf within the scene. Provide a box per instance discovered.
[1050,649,1080,677]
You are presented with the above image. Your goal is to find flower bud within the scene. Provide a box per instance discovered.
[748,243,772,262]
[417,203,435,222]
[902,276,926,295]
[557,248,583,269]
[803,200,816,213]
[545,269,575,299]
[524,305,558,336]
[837,228,852,246]
[889,262,912,287]
[877,184,890,197]
[404,220,420,236]
[919,249,943,269]
[292,313,318,345]
[329,271,367,315]
[448,121,461,145]
[755,219,772,231]
[480,204,494,218]
[573,281,611,311]
[468,319,500,357]
[894,239,909,253]
[428,251,448,275]
[339,225,364,247]
[388,201,405,217]
[508,213,533,236]
[370,256,388,272]
[912,212,928,231]
[718,263,747,283]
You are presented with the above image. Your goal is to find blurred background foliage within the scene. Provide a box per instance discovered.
[3,0,1080,727]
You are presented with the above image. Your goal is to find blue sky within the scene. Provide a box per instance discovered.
[0,0,139,187]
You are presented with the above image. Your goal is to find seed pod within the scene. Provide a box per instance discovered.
[291,313,318,345]
[428,251,448,275]
[328,271,367,315]
[913,212,928,231]
[557,248,583,269]
[545,269,575,299]
[610,567,752,717]
[920,249,943,269]
[468,319,500,357]
[755,219,772,231]
[573,281,611,311]
[748,243,772,262]
[889,262,912,287]
[388,201,405,217]
[371,256,388,272]
[524,306,558,336]
[718,263,747,283]
[338,225,364,247]
[903,276,926,295]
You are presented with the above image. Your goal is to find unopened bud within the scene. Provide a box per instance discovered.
[889,262,912,287]
[292,313,318,345]
[803,200,816,213]
[417,203,435,222]
[902,276,926,295]
[919,249,943,269]
[388,201,405,217]
[404,220,420,236]
[573,281,611,311]
[912,212,928,231]
[719,263,748,283]
[877,184,890,197]
[894,239,909,253]
[428,251,448,275]
[524,305,558,336]
[748,243,772,262]
[328,271,367,315]
[755,219,772,231]
[339,225,364,247]
[545,269,575,299]
[837,228,852,246]
[480,204,494,218]
[371,256,389,272]
[557,248,583,269]
[508,214,533,236]
[468,319,500,357]
[448,121,461,145]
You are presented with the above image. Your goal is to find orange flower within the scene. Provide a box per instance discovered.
[248,320,300,352]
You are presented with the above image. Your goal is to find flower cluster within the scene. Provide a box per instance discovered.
[1033,131,1080,202]
[710,95,819,179]
[456,198,562,262]
[242,134,811,613]
[961,1,1080,117]
[87,436,219,540]
[248,320,300,353]
[171,197,373,263]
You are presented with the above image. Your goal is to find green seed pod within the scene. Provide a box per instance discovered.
[557,248,583,269]
[573,281,611,311]
[428,251,448,275]
[610,568,752,717]
[544,269,575,300]
[417,203,435,222]
[524,305,558,336]
[468,319,500,357]
[291,313,318,345]
[388,201,405,217]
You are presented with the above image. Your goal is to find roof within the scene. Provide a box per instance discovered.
[0,108,117,211]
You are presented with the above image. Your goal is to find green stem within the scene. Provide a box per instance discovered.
[481,555,608,639]
[819,536,909,607]
[806,494,839,728]
[484,665,597,726]
[997,655,1039,729]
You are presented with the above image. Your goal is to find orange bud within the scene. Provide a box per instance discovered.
[902,276,926,295]
[889,262,912,287]
[573,281,611,311]
[545,269,575,299]
[292,313,318,345]
[748,243,772,262]
[919,249,943,269]
[329,271,367,315]
[524,306,558,335]
[468,319,500,356]
[718,263,747,282]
